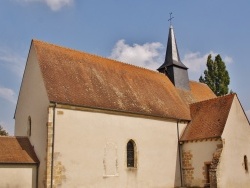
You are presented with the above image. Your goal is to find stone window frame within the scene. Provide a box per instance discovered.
[203,161,212,186]
[244,155,248,173]
[127,139,137,168]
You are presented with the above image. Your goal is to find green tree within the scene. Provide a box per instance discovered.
[199,54,230,96]
[0,125,8,136]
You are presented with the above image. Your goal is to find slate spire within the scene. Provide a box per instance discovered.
[157,25,190,90]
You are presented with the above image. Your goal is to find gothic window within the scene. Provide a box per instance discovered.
[27,116,31,137]
[127,140,136,168]
[244,155,248,172]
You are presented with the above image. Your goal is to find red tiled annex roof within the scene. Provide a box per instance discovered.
[0,137,39,164]
[180,94,235,141]
[33,40,191,120]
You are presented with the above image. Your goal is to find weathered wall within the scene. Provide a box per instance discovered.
[0,164,37,188]
[218,96,250,188]
[15,43,50,187]
[51,107,186,188]
[182,139,221,187]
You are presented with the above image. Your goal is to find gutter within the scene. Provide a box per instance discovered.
[177,120,183,187]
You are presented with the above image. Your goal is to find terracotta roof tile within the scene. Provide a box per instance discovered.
[32,40,191,120]
[189,81,217,102]
[0,137,39,164]
[177,81,216,105]
[180,94,235,141]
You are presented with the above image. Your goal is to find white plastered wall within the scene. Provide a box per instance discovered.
[52,107,186,188]
[182,140,221,187]
[218,96,250,188]
[0,164,37,188]
[15,43,50,187]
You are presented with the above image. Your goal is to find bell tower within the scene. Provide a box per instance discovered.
[157,14,190,90]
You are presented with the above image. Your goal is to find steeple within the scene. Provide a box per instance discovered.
[157,18,190,90]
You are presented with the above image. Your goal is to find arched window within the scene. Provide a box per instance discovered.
[244,155,248,172]
[27,116,31,137]
[127,140,136,168]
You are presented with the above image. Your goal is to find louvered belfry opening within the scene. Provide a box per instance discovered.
[127,140,135,167]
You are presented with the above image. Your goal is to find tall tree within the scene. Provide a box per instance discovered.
[199,54,230,96]
[0,125,8,136]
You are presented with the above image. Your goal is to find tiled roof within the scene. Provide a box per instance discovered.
[189,81,217,102]
[177,81,216,105]
[33,40,191,120]
[180,94,235,141]
[0,137,39,164]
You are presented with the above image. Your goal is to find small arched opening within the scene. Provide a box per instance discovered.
[127,139,137,168]
[244,155,248,172]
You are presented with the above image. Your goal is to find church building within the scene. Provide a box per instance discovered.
[0,23,250,188]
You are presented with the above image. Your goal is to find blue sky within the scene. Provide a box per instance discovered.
[0,0,250,134]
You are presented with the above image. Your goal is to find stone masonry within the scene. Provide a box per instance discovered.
[45,107,54,188]
[209,143,223,188]
[45,108,66,188]
[182,150,194,187]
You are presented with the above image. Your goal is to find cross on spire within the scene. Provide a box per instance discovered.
[168,12,174,26]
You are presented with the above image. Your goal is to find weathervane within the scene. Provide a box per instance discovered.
[168,12,174,26]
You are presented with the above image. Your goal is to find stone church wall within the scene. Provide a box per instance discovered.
[48,107,186,187]
[218,97,250,188]
[14,44,50,188]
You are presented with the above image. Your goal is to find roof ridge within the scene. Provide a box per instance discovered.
[191,93,235,106]
[33,39,84,54]
[103,57,159,74]
[32,39,160,75]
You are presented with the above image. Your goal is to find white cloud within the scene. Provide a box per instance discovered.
[224,56,233,64]
[0,48,25,77]
[182,51,216,79]
[182,51,233,80]
[16,0,74,11]
[44,0,73,11]
[109,39,164,70]
[109,39,234,81]
[0,87,16,104]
